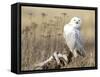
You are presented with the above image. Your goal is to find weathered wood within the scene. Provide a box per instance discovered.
[34,52,68,70]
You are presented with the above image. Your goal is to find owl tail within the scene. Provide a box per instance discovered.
[77,48,86,57]
[81,48,86,57]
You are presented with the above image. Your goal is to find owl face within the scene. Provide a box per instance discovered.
[70,17,81,25]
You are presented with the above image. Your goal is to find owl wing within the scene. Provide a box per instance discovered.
[75,29,85,56]
[64,28,76,51]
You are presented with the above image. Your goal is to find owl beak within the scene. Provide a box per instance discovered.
[76,21,78,24]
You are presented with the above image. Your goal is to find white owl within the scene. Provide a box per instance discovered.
[64,17,85,58]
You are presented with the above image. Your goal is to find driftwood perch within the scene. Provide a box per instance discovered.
[34,52,68,70]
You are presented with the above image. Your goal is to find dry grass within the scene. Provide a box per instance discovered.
[21,6,95,71]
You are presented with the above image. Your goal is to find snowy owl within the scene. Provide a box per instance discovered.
[63,17,85,58]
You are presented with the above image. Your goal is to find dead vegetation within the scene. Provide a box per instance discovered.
[21,7,95,71]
